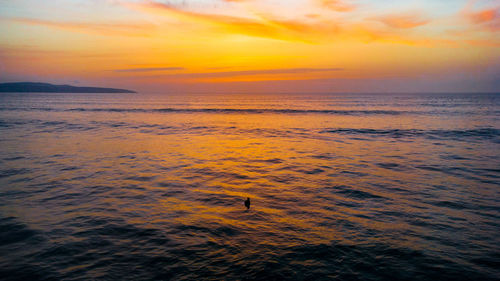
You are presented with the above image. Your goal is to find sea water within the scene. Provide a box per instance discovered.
[0,92,499,280]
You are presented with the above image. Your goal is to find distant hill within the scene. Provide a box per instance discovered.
[0,82,136,93]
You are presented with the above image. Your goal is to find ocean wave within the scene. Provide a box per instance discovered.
[68,107,410,115]
[2,118,499,142]
[0,107,415,115]
[2,106,498,116]
[320,128,500,140]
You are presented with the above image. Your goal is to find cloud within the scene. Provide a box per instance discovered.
[464,39,500,47]
[189,67,344,77]
[461,2,499,32]
[318,0,355,12]
[469,8,498,23]
[4,17,155,37]
[375,13,429,29]
[4,0,486,52]
[114,67,185,72]
[0,44,127,59]
[124,1,337,43]
[124,1,447,46]
[135,67,344,82]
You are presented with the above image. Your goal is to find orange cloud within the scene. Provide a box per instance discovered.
[121,67,344,83]
[375,13,429,29]
[468,7,498,23]
[122,1,462,47]
[4,17,155,37]
[3,1,473,50]
[318,0,355,12]
[464,39,500,47]
[114,67,185,73]
[461,2,499,32]
[125,1,437,46]
[125,1,335,43]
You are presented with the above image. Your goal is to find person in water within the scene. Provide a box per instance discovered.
[244,197,250,209]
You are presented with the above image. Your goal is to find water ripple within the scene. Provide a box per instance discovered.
[0,92,499,280]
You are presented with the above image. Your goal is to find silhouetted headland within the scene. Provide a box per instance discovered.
[0,82,136,93]
[245,197,250,209]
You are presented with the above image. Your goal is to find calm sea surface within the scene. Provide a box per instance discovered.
[0,92,499,280]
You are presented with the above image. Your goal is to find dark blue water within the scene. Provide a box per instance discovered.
[0,92,499,280]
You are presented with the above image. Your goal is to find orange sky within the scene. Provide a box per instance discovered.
[0,0,499,93]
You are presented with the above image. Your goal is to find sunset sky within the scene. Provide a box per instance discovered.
[0,0,499,93]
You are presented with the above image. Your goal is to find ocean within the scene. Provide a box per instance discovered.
[0,92,499,280]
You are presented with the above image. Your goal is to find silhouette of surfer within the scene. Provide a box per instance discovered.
[244,197,250,209]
